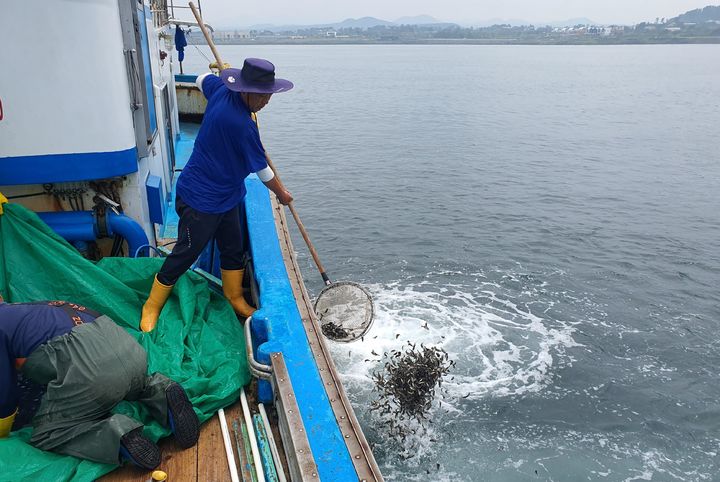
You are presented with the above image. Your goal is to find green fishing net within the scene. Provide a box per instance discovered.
[0,203,251,481]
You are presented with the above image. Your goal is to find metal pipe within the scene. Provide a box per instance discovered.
[245,316,273,379]
[107,211,150,256]
[36,210,149,257]
[218,408,241,482]
[259,403,287,482]
[37,211,96,241]
[241,387,266,482]
[252,413,279,481]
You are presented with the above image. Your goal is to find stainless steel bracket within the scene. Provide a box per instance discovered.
[245,316,273,380]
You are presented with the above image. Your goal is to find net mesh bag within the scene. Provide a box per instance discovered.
[314,281,374,342]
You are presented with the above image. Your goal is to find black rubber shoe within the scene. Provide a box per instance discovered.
[119,427,161,470]
[166,382,200,449]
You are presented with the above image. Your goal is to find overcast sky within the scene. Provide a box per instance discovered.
[191,0,715,28]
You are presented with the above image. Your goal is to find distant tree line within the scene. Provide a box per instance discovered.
[263,22,720,44]
[200,5,720,45]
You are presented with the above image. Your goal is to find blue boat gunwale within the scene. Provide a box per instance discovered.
[244,177,359,481]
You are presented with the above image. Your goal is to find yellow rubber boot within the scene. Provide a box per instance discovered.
[221,269,256,317]
[0,191,8,216]
[140,276,174,332]
[0,410,16,438]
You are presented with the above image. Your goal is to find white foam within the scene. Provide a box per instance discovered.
[328,270,583,477]
[332,275,580,406]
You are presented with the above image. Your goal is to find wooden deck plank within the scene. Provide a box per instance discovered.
[100,431,198,482]
[158,438,198,481]
[196,410,233,482]
[99,463,148,482]
[99,399,258,481]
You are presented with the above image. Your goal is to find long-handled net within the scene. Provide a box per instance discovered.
[315,281,374,342]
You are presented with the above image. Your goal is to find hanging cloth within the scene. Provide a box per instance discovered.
[175,25,188,62]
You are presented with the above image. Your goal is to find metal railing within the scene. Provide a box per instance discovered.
[168,0,202,21]
[150,0,205,28]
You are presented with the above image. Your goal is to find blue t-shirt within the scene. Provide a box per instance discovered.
[176,74,269,214]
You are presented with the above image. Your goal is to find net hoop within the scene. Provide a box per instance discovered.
[314,281,375,343]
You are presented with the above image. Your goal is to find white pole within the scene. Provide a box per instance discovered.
[259,403,288,482]
[241,387,266,482]
[218,408,240,482]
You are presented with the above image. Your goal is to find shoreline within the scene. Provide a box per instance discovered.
[192,38,720,46]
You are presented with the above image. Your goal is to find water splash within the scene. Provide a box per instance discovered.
[332,268,580,401]
[329,266,582,478]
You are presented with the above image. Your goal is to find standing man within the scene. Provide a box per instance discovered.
[0,297,199,470]
[141,58,294,332]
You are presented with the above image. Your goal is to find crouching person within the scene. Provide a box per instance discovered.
[0,297,199,470]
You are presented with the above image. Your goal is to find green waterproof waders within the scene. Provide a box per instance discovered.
[21,316,173,465]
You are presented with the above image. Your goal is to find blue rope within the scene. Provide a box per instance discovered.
[133,244,165,258]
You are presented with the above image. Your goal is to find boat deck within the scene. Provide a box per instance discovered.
[103,124,285,481]
[100,382,289,481]
[160,122,199,241]
[101,121,383,481]
[100,192,384,481]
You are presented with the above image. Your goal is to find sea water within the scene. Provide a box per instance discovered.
[185,44,720,480]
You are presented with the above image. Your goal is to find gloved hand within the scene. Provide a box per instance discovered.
[0,191,7,216]
[0,410,16,438]
[209,61,230,71]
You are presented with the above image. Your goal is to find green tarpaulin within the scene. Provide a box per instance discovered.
[0,203,251,481]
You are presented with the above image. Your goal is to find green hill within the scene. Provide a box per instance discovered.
[669,5,720,24]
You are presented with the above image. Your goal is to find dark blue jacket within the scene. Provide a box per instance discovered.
[0,302,98,417]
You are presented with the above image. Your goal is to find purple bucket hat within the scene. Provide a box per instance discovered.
[220,58,293,94]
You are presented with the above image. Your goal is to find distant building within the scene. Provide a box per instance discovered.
[215,30,250,39]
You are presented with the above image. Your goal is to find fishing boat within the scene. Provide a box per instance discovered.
[0,1,383,480]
